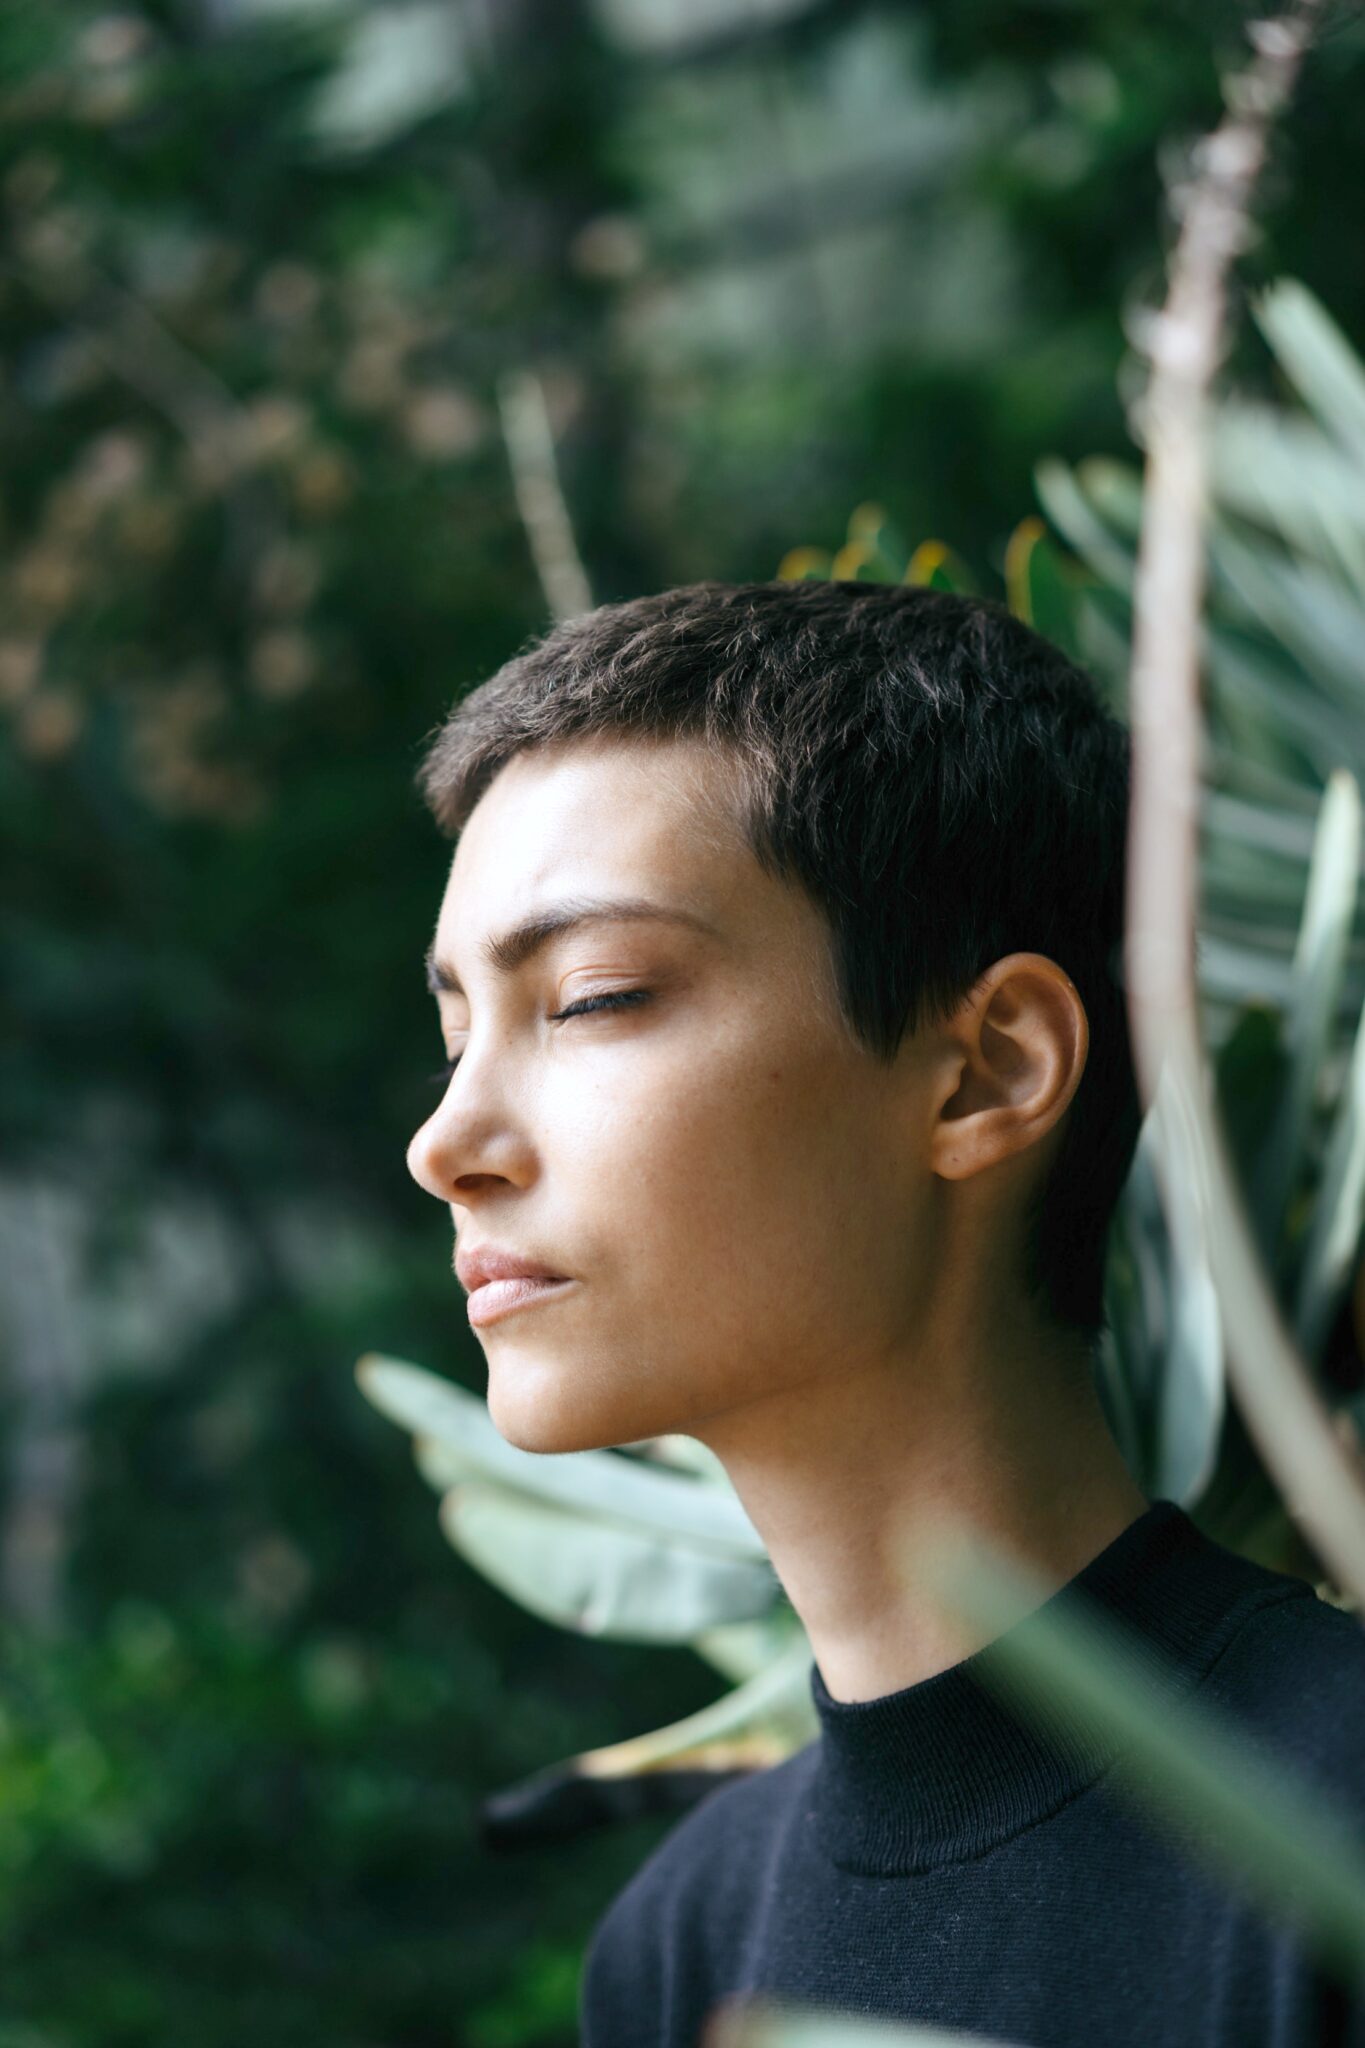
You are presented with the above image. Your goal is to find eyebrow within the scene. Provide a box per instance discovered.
[423,895,717,997]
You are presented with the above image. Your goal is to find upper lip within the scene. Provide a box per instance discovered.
[455,1243,570,1294]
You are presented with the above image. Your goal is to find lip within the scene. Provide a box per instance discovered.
[455,1242,574,1329]
[467,1275,577,1328]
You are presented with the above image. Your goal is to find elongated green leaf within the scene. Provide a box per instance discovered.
[1251,771,1362,1251]
[1210,402,1365,593]
[1202,788,1320,867]
[1210,530,1365,710]
[1004,518,1085,658]
[575,1629,817,1778]
[1201,854,1311,919]
[1073,455,1144,537]
[1113,1072,1223,1503]
[1293,975,1365,1362]
[1205,635,1364,781]
[1092,1319,1144,1484]
[630,1432,732,1483]
[410,1431,477,1492]
[1194,928,1365,1031]
[1254,280,1365,462]
[1153,1230,1223,1508]
[903,538,976,592]
[438,1480,780,1640]
[1207,745,1329,818]
[356,1354,766,1558]
[710,2006,1022,2048]
[1033,458,1136,592]
[1073,584,1134,709]
[692,1614,807,1685]
[1193,931,1299,1009]
[920,1522,1365,1986]
[1215,1003,1289,1200]
[410,1423,731,1496]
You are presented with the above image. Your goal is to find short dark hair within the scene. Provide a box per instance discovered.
[417,579,1141,1350]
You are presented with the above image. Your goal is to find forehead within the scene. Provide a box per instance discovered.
[435,734,754,937]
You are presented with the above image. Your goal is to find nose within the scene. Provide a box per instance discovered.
[406,1109,452,1202]
[406,1060,533,1204]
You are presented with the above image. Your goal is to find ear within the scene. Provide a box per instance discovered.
[927,953,1089,1183]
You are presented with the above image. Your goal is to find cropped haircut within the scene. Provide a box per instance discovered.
[417,579,1142,1351]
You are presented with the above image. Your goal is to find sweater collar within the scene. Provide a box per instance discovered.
[808,1498,1277,1876]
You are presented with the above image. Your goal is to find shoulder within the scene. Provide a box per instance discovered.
[589,1741,816,1937]
[1199,1570,1365,1799]
[580,1744,817,2032]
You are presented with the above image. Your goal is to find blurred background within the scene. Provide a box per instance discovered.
[2,2,1365,2044]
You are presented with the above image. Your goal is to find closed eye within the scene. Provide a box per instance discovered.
[552,989,652,1023]
[426,988,651,1087]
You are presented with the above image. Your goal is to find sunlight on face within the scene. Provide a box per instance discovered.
[406,734,935,1455]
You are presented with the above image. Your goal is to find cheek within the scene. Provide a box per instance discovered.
[562,1033,901,1360]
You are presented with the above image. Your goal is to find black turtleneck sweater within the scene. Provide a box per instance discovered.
[578,1499,1365,2047]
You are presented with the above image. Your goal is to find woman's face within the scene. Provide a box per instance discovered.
[406,733,938,1456]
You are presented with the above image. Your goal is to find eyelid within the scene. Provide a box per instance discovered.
[427,987,651,1088]
[552,988,651,1020]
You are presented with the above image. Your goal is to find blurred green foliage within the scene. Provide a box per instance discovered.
[2,1,1364,2043]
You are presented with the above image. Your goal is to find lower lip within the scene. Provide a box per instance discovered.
[467,1277,575,1328]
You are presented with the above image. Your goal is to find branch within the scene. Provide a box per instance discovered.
[496,367,593,624]
[1123,0,1365,1604]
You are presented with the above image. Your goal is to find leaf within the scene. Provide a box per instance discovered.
[1192,931,1300,1011]
[477,1758,765,1850]
[1293,975,1365,1364]
[846,501,910,574]
[776,546,832,581]
[1253,280,1365,464]
[1250,770,1362,1256]
[832,538,889,582]
[410,1431,478,1491]
[1208,749,1324,823]
[1120,1072,1225,1503]
[356,1353,768,1559]
[692,1613,803,1684]
[1152,1240,1223,1507]
[903,539,974,592]
[1205,633,1363,782]
[1210,529,1365,711]
[625,1433,732,1482]
[570,1627,816,1774]
[1091,1317,1144,1483]
[1033,457,1136,593]
[437,1480,781,1640]
[478,1631,818,1849]
[1003,517,1085,657]
[1214,1002,1288,1196]
[846,501,890,542]
[1074,455,1144,538]
[1209,402,1365,593]
[1202,787,1323,869]
[709,2007,1023,2048]
[921,1521,1365,1989]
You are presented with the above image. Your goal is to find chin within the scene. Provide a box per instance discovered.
[485,1353,674,1457]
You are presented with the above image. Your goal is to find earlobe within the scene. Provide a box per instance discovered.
[929,953,1088,1182]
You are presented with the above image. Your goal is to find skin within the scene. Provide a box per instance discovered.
[407,732,1150,1702]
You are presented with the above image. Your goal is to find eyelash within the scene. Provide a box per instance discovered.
[427,989,651,1086]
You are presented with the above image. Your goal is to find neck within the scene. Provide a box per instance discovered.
[692,1313,1150,1705]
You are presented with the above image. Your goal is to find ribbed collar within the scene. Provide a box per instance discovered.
[808,1498,1303,1876]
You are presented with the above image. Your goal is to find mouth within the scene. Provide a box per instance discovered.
[466,1275,577,1329]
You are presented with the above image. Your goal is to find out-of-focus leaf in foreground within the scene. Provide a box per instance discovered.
[704,1999,1023,2048]
[918,1519,1365,1989]
[355,1353,768,1562]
